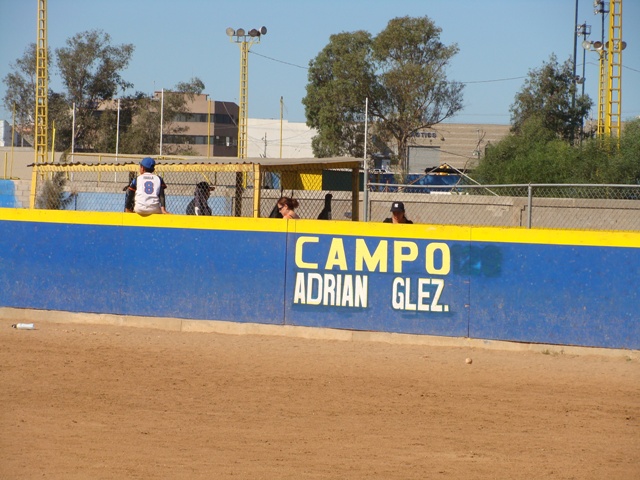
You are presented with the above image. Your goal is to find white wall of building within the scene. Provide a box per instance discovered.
[247,118,315,159]
[0,120,15,147]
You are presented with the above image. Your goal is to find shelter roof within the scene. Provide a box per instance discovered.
[30,155,362,170]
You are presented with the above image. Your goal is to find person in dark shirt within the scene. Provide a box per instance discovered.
[317,193,333,220]
[383,201,413,224]
[186,182,214,216]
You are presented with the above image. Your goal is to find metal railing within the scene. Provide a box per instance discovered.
[24,160,640,232]
[367,183,640,231]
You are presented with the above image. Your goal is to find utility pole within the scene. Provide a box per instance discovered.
[279,96,283,159]
[263,133,267,158]
[571,0,579,112]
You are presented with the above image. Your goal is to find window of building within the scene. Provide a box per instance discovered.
[164,134,237,146]
[173,113,236,124]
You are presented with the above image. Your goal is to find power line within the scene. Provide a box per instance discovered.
[251,49,640,87]
[250,51,308,69]
[585,61,640,74]
[461,76,526,84]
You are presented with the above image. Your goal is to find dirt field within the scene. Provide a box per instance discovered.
[1,319,638,480]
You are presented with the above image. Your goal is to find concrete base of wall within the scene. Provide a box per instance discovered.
[2,307,636,360]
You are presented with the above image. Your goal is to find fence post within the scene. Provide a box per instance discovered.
[527,184,533,229]
[352,167,360,221]
[253,164,261,218]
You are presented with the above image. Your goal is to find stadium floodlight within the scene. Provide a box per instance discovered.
[226,26,268,162]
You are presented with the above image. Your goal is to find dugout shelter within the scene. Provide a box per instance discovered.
[29,154,363,220]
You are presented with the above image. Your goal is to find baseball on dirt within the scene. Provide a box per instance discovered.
[465,357,473,364]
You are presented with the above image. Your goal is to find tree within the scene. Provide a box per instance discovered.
[472,117,579,184]
[3,31,133,153]
[114,92,159,155]
[510,54,592,142]
[175,77,205,95]
[35,152,77,210]
[117,78,206,156]
[304,30,374,160]
[473,117,640,185]
[578,118,640,184]
[4,30,209,157]
[2,43,48,146]
[303,16,463,177]
[54,29,134,152]
[617,118,640,184]
[473,55,599,185]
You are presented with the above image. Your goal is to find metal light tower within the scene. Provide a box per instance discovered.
[605,0,624,138]
[594,0,608,137]
[585,0,626,139]
[35,0,48,166]
[31,0,49,208]
[226,26,267,159]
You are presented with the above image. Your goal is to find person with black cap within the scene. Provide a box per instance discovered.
[383,201,413,224]
[124,157,169,214]
[186,182,214,216]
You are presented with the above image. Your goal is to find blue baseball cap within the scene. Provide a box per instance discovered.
[140,157,156,171]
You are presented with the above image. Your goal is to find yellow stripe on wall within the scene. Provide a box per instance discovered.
[1,208,638,248]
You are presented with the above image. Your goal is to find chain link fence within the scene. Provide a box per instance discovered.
[368,183,640,231]
[31,156,361,221]
[27,154,640,232]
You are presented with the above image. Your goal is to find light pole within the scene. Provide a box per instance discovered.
[591,0,608,138]
[571,0,579,111]
[583,2,626,139]
[576,22,591,140]
[576,23,591,94]
[226,26,267,217]
[226,26,267,160]
[582,39,605,136]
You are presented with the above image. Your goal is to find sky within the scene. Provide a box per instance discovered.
[0,0,638,127]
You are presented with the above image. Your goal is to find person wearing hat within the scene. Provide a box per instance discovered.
[383,201,413,224]
[124,157,169,214]
[186,181,215,216]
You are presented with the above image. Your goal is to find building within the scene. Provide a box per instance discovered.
[158,92,510,169]
[406,123,511,172]
[0,120,21,147]
[158,92,317,159]
[244,119,510,171]
[159,92,239,157]
[246,118,316,159]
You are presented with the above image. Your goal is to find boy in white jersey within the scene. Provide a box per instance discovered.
[124,157,169,214]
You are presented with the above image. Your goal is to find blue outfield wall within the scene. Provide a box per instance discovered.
[0,210,288,325]
[0,207,638,350]
[0,180,21,208]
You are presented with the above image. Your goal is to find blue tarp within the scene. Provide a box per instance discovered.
[368,172,464,193]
